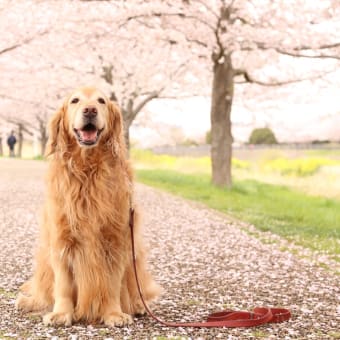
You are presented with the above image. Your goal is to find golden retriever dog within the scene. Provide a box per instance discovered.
[16,86,160,327]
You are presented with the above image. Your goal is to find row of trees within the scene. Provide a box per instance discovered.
[1,0,339,187]
[0,113,48,157]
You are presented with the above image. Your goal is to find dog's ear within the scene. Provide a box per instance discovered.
[108,101,127,157]
[45,104,66,157]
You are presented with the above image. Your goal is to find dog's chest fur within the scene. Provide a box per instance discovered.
[47,156,132,258]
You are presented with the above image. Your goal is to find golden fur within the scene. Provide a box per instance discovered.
[16,87,160,327]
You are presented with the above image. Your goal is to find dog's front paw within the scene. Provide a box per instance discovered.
[133,301,146,316]
[43,311,72,326]
[15,293,30,312]
[104,312,133,327]
[15,293,39,312]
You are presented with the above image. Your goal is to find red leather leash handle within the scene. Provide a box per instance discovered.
[129,208,291,328]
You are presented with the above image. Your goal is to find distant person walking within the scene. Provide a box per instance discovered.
[7,131,16,157]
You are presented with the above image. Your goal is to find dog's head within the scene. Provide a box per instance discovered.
[46,87,124,156]
[68,87,108,147]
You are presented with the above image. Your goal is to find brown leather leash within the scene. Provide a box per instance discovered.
[129,208,291,328]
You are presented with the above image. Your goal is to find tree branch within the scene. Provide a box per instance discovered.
[293,42,340,50]
[0,114,35,135]
[155,93,206,99]
[122,11,216,32]
[128,64,195,119]
[234,68,337,86]
[274,47,340,60]
[212,8,225,62]
[159,26,209,48]
[0,30,49,56]
[249,40,340,60]
[132,91,160,119]
[0,93,55,110]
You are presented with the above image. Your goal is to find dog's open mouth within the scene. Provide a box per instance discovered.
[73,123,104,146]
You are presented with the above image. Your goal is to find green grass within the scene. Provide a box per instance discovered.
[136,169,340,258]
[131,148,340,200]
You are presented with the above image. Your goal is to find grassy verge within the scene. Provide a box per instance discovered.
[131,148,340,200]
[136,169,340,259]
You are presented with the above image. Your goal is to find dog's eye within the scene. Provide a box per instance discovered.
[98,97,105,104]
[71,98,79,104]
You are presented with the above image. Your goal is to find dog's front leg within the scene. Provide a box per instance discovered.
[103,272,133,327]
[43,249,74,326]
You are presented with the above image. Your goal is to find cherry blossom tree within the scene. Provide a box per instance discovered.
[98,36,190,150]
[123,0,340,187]
[0,0,193,155]
[0,0,339,186]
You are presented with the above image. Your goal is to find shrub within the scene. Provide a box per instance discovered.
[181,139,199,146]
[311,140,330,144]
[249,127,278,145]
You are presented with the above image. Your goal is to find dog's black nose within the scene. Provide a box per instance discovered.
[83,106,97,118]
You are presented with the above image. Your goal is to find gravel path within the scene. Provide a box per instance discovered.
[0,158,339,340]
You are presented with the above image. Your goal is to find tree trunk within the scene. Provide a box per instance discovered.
[41,131,48,156]
[122,108,133,155]
[40,121,48,156]
[210,54,234,187]
[17,124,24,158]
[124,122,130,152]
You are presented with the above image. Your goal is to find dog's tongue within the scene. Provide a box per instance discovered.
[79,130,97,142]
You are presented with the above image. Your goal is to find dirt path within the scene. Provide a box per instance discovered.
[0,158,339,339]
